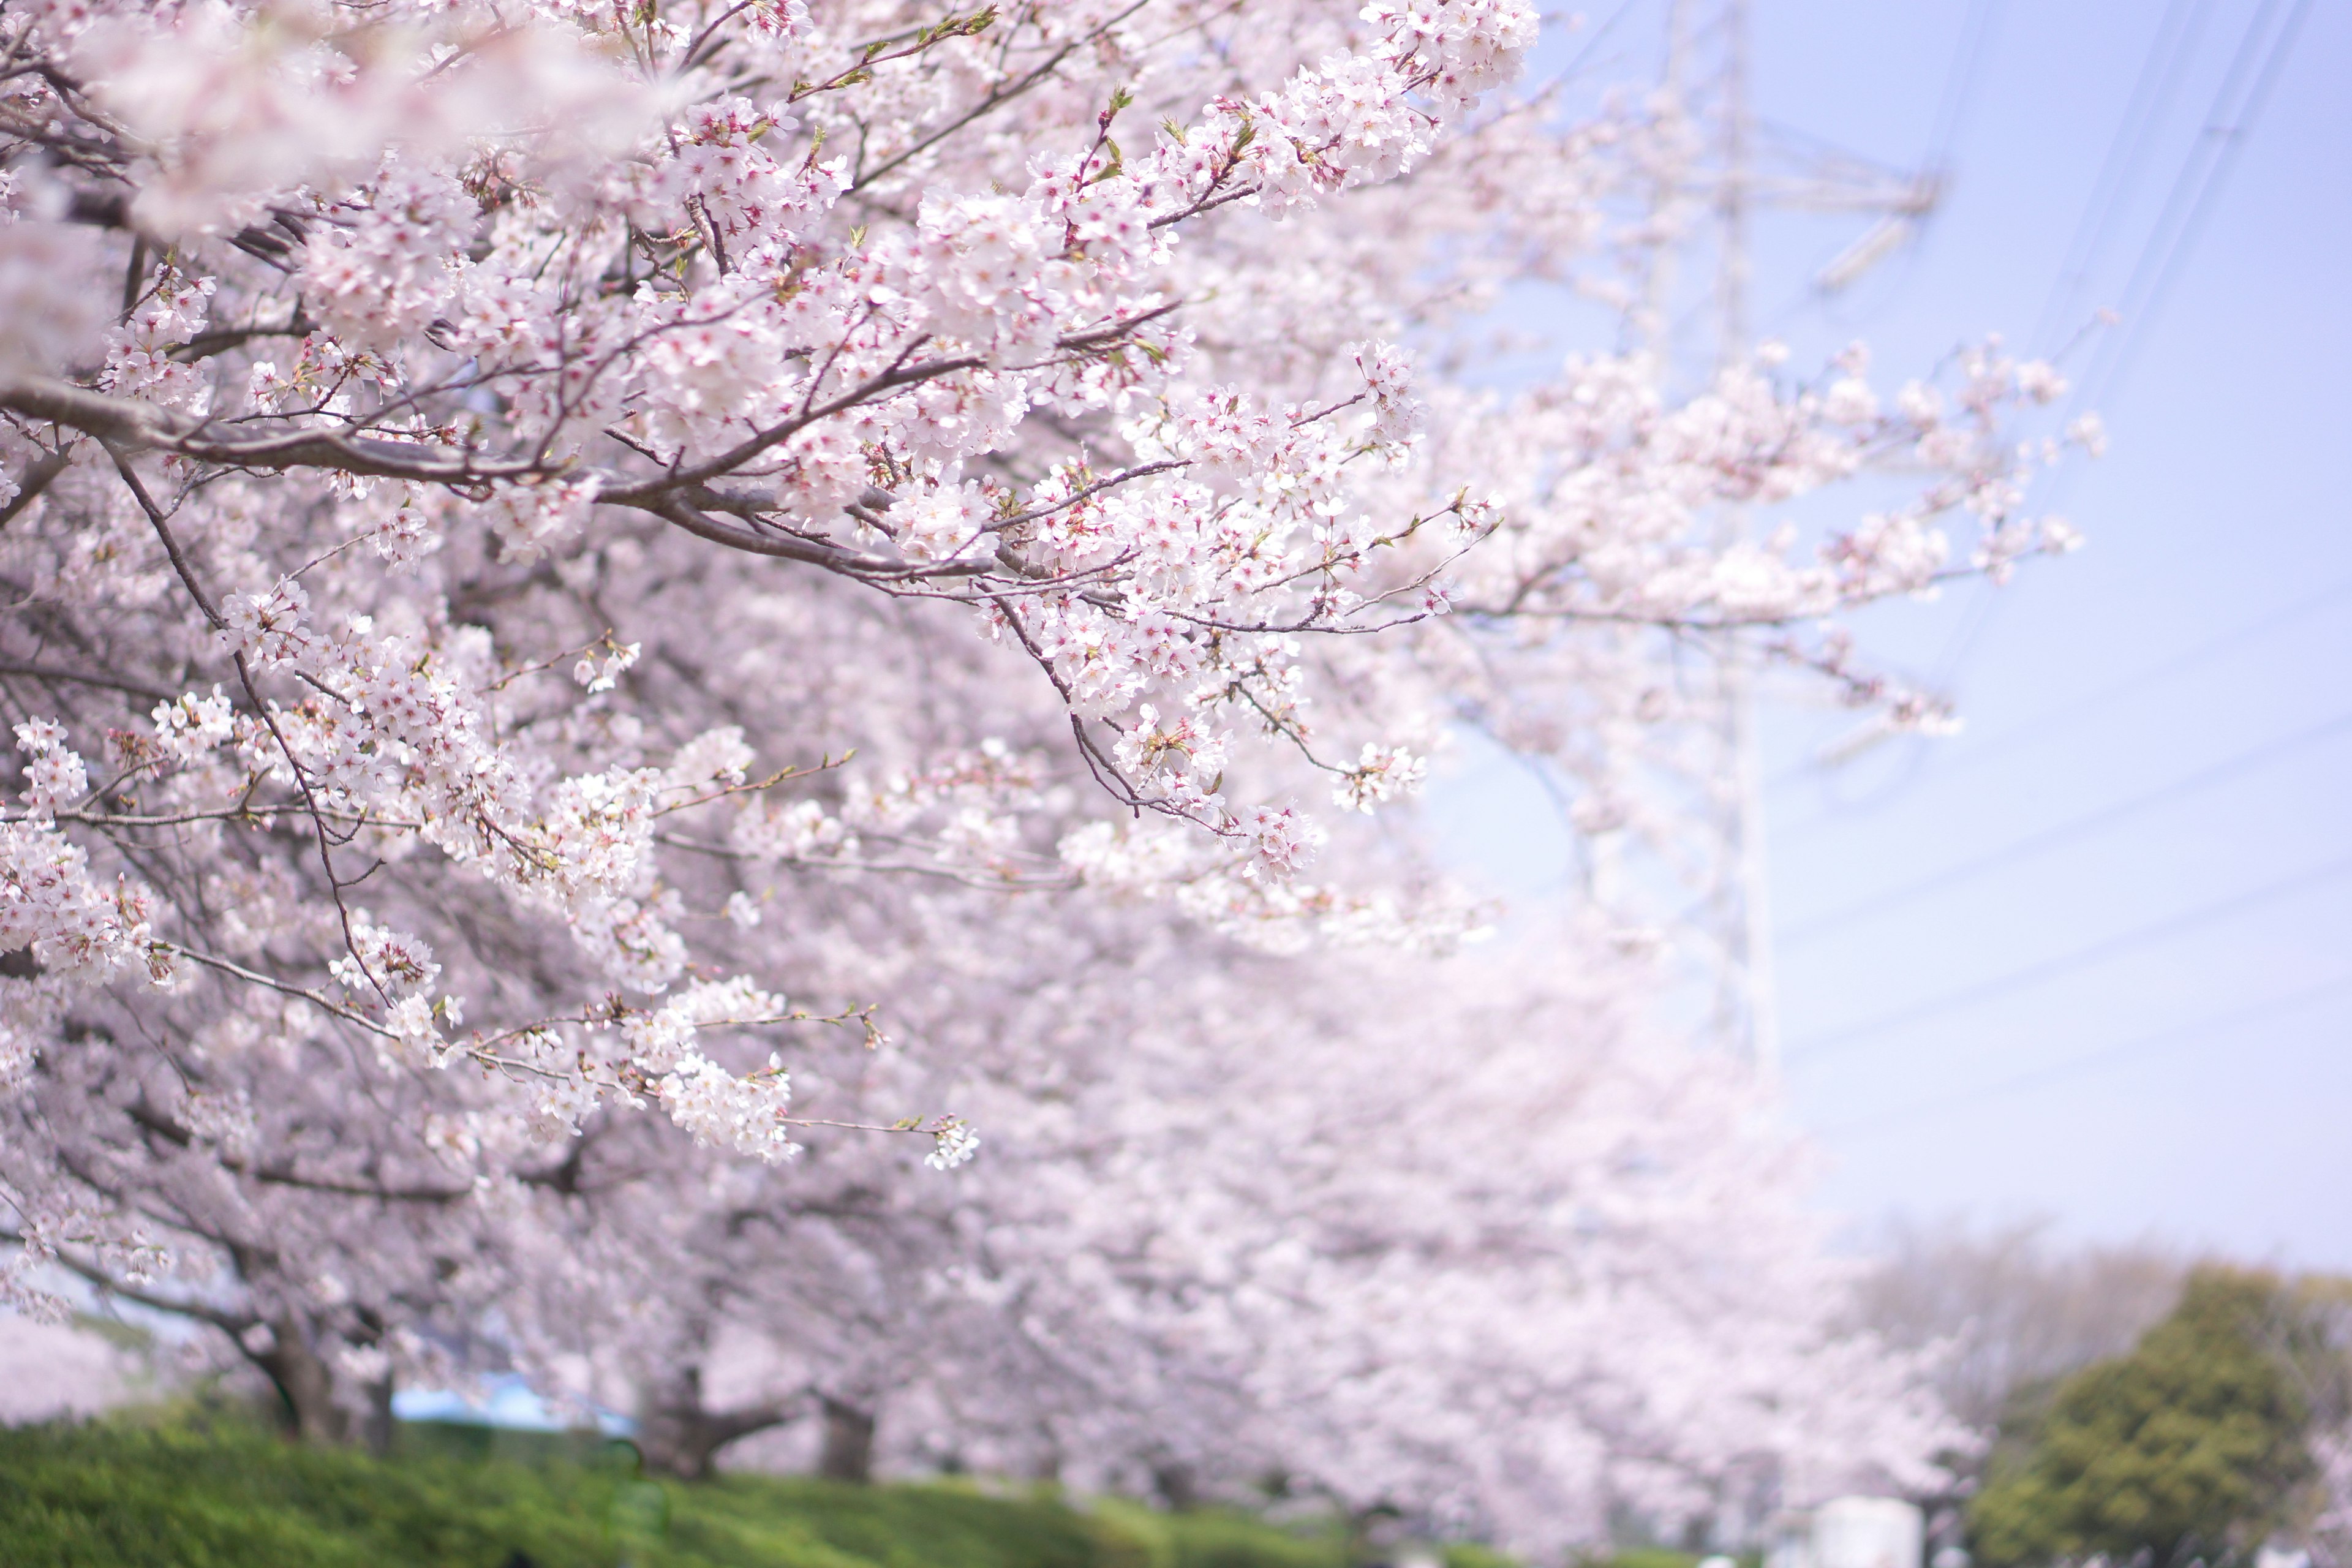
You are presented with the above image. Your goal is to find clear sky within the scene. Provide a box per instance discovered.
[1434,0,2352,1268]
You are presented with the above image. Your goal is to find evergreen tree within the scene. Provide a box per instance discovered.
[1972,1268,2313,1567]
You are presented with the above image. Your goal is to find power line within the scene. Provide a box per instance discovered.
[1816,970,2352,1139]
[1556,0,1655,85]
[1771,4,2323,837]
[1784,849,2352,1063]
[1779,706,2352,946]
[1754,2,1993,337]
[1922,0,2008,179]
[2030,0,2218,354]
[2072,0,2315,416]
[1768,573,2352,812]
[1917,577,2352,778]
[1923,0,2305,762]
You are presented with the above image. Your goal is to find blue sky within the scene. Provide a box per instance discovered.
[1436,0,2352,1268]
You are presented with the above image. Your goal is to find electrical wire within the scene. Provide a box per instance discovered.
[2070,0,2315,417]
[2030,0,2218,355]
[1753,0,2001,340]
[1922,0,2008,179]
[1556,0,1654,86]
[1768,572,2352,811]
[1815,970,2352,1139]
[1899,0,2313,728]
[1783,848,2352,1063]
[1779,706,2352,946]
[1914,578,2352,779]
[1786,1,2310,818]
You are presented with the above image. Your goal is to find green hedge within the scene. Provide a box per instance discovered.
[0,1411,1403,1568]
[1090,1496,1346,1568]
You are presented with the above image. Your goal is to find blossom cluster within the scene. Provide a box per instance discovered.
[0,0,2080,1539]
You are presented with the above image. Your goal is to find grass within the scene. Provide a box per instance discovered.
[0,1406,1403,1568]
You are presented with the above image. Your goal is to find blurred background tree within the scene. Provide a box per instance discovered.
[1856,1221,2190,1434]
[1969,1268,2315,1567]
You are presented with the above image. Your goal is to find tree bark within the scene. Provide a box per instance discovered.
[358,1371,396,1457]
[817,1396,876,1485]
[636,1365,801,1480]
[251,1316,351,1444]
[1153,1460,1200,1512]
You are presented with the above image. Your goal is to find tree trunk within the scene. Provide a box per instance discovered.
[638,1403,731,1480]
[359,1371,396,1457]
[637,1365,800,1480]
[251,1316,351,1444]
[1153,1460,1200,1512]
[817,1396,875,1485]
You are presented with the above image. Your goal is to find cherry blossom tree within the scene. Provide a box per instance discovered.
[505,908,1963,1554]
[0,0,2089,1541]
[1036,936,1964,1554]
[0,0,2081,1170]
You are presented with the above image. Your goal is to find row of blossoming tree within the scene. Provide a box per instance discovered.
[0,0,2088,1554]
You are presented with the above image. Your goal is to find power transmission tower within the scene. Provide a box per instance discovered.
[1640,0,1948,1077]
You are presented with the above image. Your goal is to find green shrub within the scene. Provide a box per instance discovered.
[1161,1508,1344,1568]
[1087,1496,1347,1568]
[1444,1544,1520,1568]
[0,1411,1382,1568]
[0,1414,627,1567]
